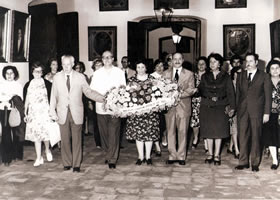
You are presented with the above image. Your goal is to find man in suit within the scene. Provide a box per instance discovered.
[90,51,126,169]
[235,53,272,172]
[49,55,104,173]
[119,56,136,80]
[163,52,196,165]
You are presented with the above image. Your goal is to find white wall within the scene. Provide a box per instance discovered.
[274,0,280,20]
[0,0,30,85]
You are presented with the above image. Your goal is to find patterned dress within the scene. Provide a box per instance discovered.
[25,79,51,142]
[263,80,280,147]
[190,73,201,128]
[125,75,160,142]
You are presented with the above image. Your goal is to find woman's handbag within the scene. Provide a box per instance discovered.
[8,101,21,127]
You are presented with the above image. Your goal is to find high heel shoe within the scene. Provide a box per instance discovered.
[46,151,53,162]
[192,142,198,149]
[214,156,221,166]
[234,153,240,159]
[34,157,44,167]
[146,158,152,165]
[205,155,213,164]
[135,159,145,165]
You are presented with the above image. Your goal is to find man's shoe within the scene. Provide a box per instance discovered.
[166,160,176,164]
[105,160,108,164]
[178,160,186,165]
[235,164,249,170]
[108,163,116,169]
[73,167,80,173]
[63,166,71,171]
[252,166,259,172]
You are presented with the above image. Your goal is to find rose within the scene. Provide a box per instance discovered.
[139,90,145,96]
[132,92,137,98]
[139,98,144,104]
[132,98,138,103]
[145,95,151,102]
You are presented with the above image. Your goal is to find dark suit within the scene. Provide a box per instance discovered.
[236,69,272,167]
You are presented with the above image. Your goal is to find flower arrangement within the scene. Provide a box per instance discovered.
[103,77,181,117]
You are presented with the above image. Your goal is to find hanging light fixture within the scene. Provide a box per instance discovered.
[172,34,182,44]
[171,24,183,44]
[154,7,173,23]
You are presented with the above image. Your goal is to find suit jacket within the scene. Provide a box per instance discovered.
[236,69,272,119]
[163,67,196,117]
[49,70,103,125]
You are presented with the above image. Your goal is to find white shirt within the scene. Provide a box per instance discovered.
[0,80,23,110]
[151,71,162,79]
[90,66,126,114]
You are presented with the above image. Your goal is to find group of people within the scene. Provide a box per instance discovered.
[0,50,279,173]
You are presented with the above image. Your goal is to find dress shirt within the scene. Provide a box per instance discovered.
[247,68,257,81]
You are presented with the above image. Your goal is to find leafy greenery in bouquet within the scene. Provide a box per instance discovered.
[103,77,181,117]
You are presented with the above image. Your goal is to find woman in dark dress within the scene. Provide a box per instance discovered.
[199,53,235,165]
[125,60,160,165]
[263,59,280,170]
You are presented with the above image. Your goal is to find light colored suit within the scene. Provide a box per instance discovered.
[50,70,103,168]
[163,68,196,161]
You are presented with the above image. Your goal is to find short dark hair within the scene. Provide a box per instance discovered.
[135,59,147,72]
[208,53,224,67]
[92,58,103,70]
[196,56,209,72]
[266,59,280,73]
[230,66,241,80]
[230,54,243,65]
[31,61,45,73]
[2,65,19,80]
[74,61,86,73]
[245,52,259,61]
[153,59,164,70]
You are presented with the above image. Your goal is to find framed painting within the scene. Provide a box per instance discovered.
[215,0,246,9]
[154,0,189,9]
[223,24,255,59]
[99,0,128,11]
[270,19,280,58]
[0,6,10,62]
[10,10,31,62]
[88,26,117,61]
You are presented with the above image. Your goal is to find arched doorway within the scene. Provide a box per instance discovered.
[128,15,206,72]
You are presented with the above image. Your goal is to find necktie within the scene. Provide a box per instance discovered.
[125,70,128,81]
[248,73,252,86]
[175,69,179,82]
[66,75,70,91]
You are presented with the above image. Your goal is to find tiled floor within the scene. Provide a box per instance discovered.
[1,135,280,200]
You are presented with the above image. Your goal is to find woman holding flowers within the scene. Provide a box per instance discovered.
[125,60,160,165]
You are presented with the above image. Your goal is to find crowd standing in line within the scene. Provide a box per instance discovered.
[1,51,280,173]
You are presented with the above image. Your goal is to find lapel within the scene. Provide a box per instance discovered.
[250,69,260,86]
[61,71,71,93]
[178,68,187,84]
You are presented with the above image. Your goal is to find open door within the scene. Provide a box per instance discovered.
[127,21,146,69]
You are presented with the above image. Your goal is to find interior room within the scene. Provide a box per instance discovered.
[1,0,280,199]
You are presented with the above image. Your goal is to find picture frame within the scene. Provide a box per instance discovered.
[270,19,280,58]
[154,0,189,9]
[0,6,10,62]
[223,24,255,60]
[215,0,246,9]
[88,26,117,61]
[10,10,31,62]
[99,0,128,11]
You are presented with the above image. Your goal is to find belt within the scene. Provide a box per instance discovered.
[202,96,226,102]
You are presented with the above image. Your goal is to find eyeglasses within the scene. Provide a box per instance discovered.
[102,56,113,60]
[6,72,14,75]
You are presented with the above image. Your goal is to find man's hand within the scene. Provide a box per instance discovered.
[228,109,235,118]
[263,114,269,123]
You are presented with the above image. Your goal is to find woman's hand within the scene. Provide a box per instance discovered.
[228,109,235,118]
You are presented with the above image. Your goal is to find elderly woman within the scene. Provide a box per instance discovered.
[0,66,23,166]
[199,53,235,165]
[24,62,52,167]
[125,60,160,165]
[44,58,59,83]
[263,59,280,170]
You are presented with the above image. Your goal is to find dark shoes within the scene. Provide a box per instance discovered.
[166,160,176,164]
[178,160,185,165]
[135,159,145,165]
[63,166,71,171]
[146,159,152,165]
[235,164,249,170]
[108,163,116,169]
[214,156,221,166]
[271,164,279,170]
[73,167,80,173]
[205,155,213,164]
[192,142,198,149]
[105,160,108,164]
[252,166,259,172]
[155,151,161,157]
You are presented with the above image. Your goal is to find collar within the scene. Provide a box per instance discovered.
[65,70,73,79]
[173,67,183,75]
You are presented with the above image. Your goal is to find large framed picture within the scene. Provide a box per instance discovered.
[270,19,280,58]
[223,24,255,59]
[154,0,189,9]
[99,0,128,11]
[0,6,10,62]
[88,26,117,61]
[10,10,31,62]
[215,0,246,9]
